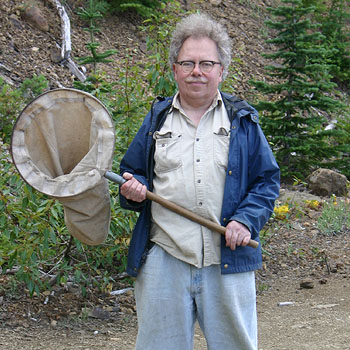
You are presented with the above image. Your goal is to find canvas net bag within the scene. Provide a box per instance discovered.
[11,88,115,245]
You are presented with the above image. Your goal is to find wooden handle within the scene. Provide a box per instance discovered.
[146,190,259,249]
[104,171,259,249]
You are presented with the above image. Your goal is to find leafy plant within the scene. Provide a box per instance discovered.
[0,86,136,297]
[0,148,66,296]
[0,75,48,142]
[141,2,180,97]
[111,49,151,152]
[0,144,135,297]
[221,57,245,95]
[317,197,350,235]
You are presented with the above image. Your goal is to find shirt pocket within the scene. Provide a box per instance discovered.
[213,127,230,170]
[153,130,182,173]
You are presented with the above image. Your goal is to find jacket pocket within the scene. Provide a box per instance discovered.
[213,127,230,170]
[153,130,182,173]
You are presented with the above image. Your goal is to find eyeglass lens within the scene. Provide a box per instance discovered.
[180,61,218,73]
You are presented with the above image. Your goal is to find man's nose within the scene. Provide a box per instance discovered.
[191,63,202,75]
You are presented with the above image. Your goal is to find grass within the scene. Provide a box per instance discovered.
[317,197,350,235]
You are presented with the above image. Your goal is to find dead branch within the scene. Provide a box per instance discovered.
[50,0,86,82]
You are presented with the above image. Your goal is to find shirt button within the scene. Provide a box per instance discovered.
[199,202,203,206]
[223,218,227,222]
[232,126,236,130]
[228,170,232,175]
[224,264,228,269]
[196,159,200,162]
[197,179,201,183]
[196,138,200,141]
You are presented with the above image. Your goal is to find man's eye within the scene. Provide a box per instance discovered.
[201,62,213,68]
[182,62,193,67]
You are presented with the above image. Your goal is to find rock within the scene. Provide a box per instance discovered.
[291,222,305,231]
[50,47,63,63]
[9,13,23,29]
[210,0,222,5]
[277,301,294,306]
[22,4,49,32]
[0,73,15,85]
[300,279,314,289]
[307,168,349,197]
[90,307,110,319]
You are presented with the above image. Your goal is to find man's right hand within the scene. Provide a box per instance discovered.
[120,172,147,203]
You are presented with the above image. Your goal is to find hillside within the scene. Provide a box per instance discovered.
[0,0,275,98]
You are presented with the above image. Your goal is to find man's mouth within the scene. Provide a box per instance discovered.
[186,79,206,84]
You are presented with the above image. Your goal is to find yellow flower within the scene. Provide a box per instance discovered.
[274,205,290,220]
[305,200,321,210]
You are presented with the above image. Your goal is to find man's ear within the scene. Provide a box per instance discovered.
[219,65,224,81]
[172,63,179,80]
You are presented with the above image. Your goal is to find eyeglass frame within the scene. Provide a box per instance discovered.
[174,60,222,73]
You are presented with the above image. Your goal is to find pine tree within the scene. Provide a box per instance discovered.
[318,0,350,87]
[77,0,117,74]
[251,0,345,179]
[108,0,165,17]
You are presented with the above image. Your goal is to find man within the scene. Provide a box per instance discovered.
[119,13,280,350]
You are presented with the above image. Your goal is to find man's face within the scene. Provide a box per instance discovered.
[173,36,224,107]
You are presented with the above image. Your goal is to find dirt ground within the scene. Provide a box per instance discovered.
[1,273,349,350]
[1,0,350,349]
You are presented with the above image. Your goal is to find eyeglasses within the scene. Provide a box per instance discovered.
[175,60,222,73]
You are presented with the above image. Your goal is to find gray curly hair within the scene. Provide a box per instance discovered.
[169,13,232,80]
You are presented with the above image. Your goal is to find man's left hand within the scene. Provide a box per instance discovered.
[225,220,251,250]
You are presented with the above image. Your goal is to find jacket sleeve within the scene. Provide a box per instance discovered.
[229,120,280,239]
[119,112,152,212]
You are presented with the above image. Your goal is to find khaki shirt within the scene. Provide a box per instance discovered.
[150,91,230,267]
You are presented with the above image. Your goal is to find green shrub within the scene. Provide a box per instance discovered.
[0,140,135,296]
[141,2,181,97]
[108,0,166,17]
[0,72,137,296]
[0,75,48,142]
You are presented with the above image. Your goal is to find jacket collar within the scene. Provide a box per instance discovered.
[152,91,259,126]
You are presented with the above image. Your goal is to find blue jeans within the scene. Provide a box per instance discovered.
[134,244,257,350]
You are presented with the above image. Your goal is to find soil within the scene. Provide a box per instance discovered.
[1,0,350,349]
[1,195,350,350]
[0,0,276,96]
